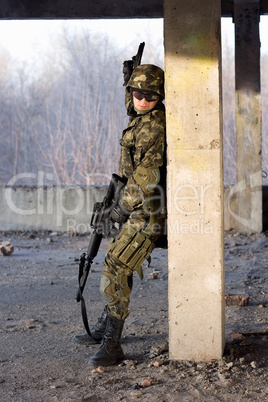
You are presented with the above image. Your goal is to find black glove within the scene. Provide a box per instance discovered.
[110,204,130,224]
[122,60,134,86]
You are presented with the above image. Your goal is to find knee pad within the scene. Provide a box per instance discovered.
[99,268,132,305]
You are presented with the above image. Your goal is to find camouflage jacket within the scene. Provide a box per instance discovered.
[119,103,166,216]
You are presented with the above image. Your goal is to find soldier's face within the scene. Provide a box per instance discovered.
[133,92,159,113]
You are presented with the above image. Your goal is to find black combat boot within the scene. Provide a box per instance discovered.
[89,314,125,367]
[72,306,108,345]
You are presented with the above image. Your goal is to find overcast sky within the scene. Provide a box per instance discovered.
[0,17,267,61]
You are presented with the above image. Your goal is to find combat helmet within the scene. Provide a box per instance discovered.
[127,64,164,99]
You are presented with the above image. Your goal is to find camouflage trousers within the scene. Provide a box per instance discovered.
[99,211,164,320]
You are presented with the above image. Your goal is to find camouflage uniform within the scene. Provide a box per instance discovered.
[99,65,166,320]
[81,64,167,367]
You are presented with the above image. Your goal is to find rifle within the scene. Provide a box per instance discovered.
[123,42,145,86]
[76,173,128,336]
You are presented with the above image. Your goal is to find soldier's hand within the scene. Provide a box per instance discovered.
[123,60,134,86]
[110,205,129,224]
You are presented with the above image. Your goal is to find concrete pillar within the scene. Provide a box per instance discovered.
[164,0,225,361]
[233,0,262,233]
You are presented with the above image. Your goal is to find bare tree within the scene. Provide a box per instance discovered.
[0,23,266,188]
[32,29,126,185]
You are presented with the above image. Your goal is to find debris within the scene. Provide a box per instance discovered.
[226,362,234,370]
[153,359,164,367]
[26,233,35,239]
[123,359,138,367]
[91,366,105,373]
[148,272,158,279]
[250,361,258,369]
[150,340,169,357]
[225,295,249,306]
[141,378,158,387]
[49,232,58,237]
[0,241,14,256]
[231,333,245,341]
[141,379,152,387]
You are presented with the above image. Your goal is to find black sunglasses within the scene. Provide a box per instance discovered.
[133,91,159,102]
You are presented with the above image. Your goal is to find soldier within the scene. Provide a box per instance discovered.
[74,63,166,367]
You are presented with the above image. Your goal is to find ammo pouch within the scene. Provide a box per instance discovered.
[108,224,155,279]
